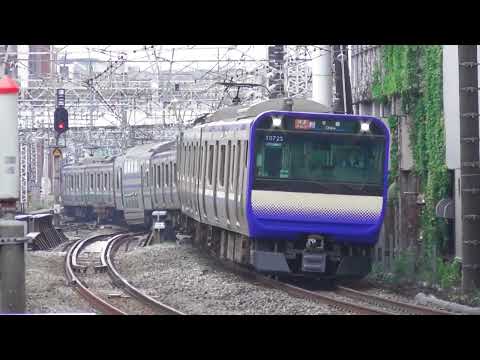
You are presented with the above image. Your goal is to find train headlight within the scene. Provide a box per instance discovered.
[360,122,370,133]
[272,116,282,128]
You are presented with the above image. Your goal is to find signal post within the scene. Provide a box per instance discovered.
[52,89,68,225]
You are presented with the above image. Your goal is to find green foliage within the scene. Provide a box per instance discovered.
[387,115,399,184]
[391,249,416,284]
[372,45,450,254]
[436,258,461,289]
[371,251,460,289]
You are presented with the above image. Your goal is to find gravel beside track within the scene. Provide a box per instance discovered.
[26,251,96,314]
[115,242,342,315]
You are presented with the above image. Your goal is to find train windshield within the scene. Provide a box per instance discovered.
[254,130,386,195]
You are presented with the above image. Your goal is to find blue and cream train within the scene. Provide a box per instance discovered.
[62,98,389,279]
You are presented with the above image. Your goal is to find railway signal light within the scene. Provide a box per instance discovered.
[54,107,68,134]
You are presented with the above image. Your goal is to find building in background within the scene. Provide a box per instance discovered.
[350,45,422,268]
[28,45,55,79]
[0,45,18,78]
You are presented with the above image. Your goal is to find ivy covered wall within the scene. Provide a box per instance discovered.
[371,45,450,254]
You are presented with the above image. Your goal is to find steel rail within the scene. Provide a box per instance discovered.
[64,233,126,315]
[103,234,185,315]
[211,256,391,315]
[335,286,453,315]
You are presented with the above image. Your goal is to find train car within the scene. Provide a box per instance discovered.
[178,98,389,279]
[150,141,180,214]
[118,141,178,227]
[63,157,115,221]
[61,97,389,280]
[63,163,86,211]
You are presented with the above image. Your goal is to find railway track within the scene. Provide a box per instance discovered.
[333,286,453,315]
[103,234,185,315]
[65,232,184,315]
[206,251,453,315]
[64,233,126,315]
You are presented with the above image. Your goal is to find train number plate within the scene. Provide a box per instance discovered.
[302,253,327,273]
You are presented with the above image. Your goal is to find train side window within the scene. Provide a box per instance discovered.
[226,141,231,189]
[199,146,203,183]
[165,164,169,186]
[193,146,197,179]
[190,146,194,179]
[244,141,248,168]
[183,145,187,179]
[154,165,157,188]
[214,141,219,187]
[208,144,214,185]
[236,140,241,190]
[174,163,178,185]
[230,145,236,187]
[219,144,226,187]
[188,145,192,180]
[161,163,165,188]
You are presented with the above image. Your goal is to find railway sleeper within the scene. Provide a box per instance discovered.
[94,265,108,273]
[73,265,88,273]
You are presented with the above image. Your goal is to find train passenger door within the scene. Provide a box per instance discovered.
[224,141,232,226]
[232,141,242,228]
[227,142,237,227]
[196,140,204,221]
[238,141,249,230]
[212,141,219,222]
[204,142,215,223]
[197,140,207,221]
[216,141,229,227]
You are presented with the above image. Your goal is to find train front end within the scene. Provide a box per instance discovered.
[247,111,389,279]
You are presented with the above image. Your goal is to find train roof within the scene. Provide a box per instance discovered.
[124,140,176,159]
[203,98,331,124]
[65,156,114,167]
